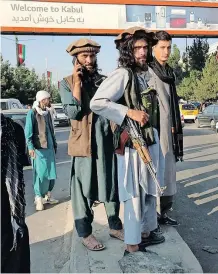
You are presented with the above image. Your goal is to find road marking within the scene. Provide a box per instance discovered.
[207,206,218,215]
[194,194,218,205]
[184,175,218,187]
[23,160,71,170]
[188,187,218,198]
[55,128,70,133]
[57,140,68,144]
[56,160,71,165]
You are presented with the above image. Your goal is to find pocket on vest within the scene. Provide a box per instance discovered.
[70,128,82,142]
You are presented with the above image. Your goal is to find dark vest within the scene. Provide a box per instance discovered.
[65,74,106,157]
[32,110,56,150]
[113,68,158,155]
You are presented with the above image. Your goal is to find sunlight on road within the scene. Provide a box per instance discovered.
[178,124,218,216]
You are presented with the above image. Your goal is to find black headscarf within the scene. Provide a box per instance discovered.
[149,58,183,161]
[1,114,30,273]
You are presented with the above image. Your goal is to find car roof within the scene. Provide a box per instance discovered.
[206,104,218,107]
[1,109,29,114]
[181,103,196,106]
[52,103,62,106]
[0,98,20,102]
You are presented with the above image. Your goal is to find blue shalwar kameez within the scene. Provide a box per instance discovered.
[25,110,57,197]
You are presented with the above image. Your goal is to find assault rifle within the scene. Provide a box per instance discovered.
[125,117,166,196]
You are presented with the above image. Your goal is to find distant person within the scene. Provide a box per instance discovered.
[25,90,58,211]
[27,104,32,110]
[48,103,57,127]
[1,114,30,273]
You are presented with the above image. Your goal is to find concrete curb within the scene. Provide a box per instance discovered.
[65,203,203,273]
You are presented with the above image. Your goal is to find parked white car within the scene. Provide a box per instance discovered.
[0,98,24,110]
[52,105,70,127]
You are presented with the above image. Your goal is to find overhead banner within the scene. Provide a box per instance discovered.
[163,0,218,2]
[0,0,218,36]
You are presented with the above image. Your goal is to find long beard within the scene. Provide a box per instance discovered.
[83,64,98,83]
[135,61,148,72]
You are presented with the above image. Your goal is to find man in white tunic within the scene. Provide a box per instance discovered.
[91,27,165,254]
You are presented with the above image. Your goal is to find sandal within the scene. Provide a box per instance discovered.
[92,201,101,207]
[109,229,124,241]
[82,234,105,251]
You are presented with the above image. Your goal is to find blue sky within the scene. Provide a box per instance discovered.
[1,35,218,84]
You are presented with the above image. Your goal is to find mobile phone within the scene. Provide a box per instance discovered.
[73,57,88,79]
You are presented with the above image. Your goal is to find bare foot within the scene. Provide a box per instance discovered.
[126,244,139,253]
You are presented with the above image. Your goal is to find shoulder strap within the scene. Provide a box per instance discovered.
[94,74,107,87]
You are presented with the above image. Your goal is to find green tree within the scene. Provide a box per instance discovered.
[1,57,60,105]
[181,51,189,77]
[168,44,181,68]
[1,57,43,104]
[195,54,218,101]
[177,70,202,100]
[12,66,43,104]
[187,38,209,71]
[50,85,61,103]
[0,55,15,95]
[168,44,184,85]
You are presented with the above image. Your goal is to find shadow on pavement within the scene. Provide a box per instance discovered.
[30,230,73,273]
[177,159,218,172]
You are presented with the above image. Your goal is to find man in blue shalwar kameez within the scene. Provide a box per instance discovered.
[25,90,58,211]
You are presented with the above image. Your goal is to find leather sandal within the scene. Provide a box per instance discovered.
[109,229,124,241]
[82,234,105,251]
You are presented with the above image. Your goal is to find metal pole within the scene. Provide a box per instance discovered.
[56,71,59,88]
[15,35,19,67]
[45,57,48,74]
[45,58,49,92]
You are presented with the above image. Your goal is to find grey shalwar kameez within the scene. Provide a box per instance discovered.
[59,78,122,238]
[148,68,177,213]
[90,68,165,244]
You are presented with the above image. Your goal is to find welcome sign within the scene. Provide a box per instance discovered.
[1,0,218,36]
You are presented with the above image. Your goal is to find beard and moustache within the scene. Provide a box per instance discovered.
[135,58,148,72]
[82,62,100,85]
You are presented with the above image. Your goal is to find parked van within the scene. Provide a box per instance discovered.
[179,103,199,122]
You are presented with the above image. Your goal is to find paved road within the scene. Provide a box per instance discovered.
[172,123,218,273]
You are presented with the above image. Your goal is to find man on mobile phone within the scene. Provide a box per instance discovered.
[59,38,123,251]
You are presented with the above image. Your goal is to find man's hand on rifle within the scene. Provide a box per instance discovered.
[127,109,149,127]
